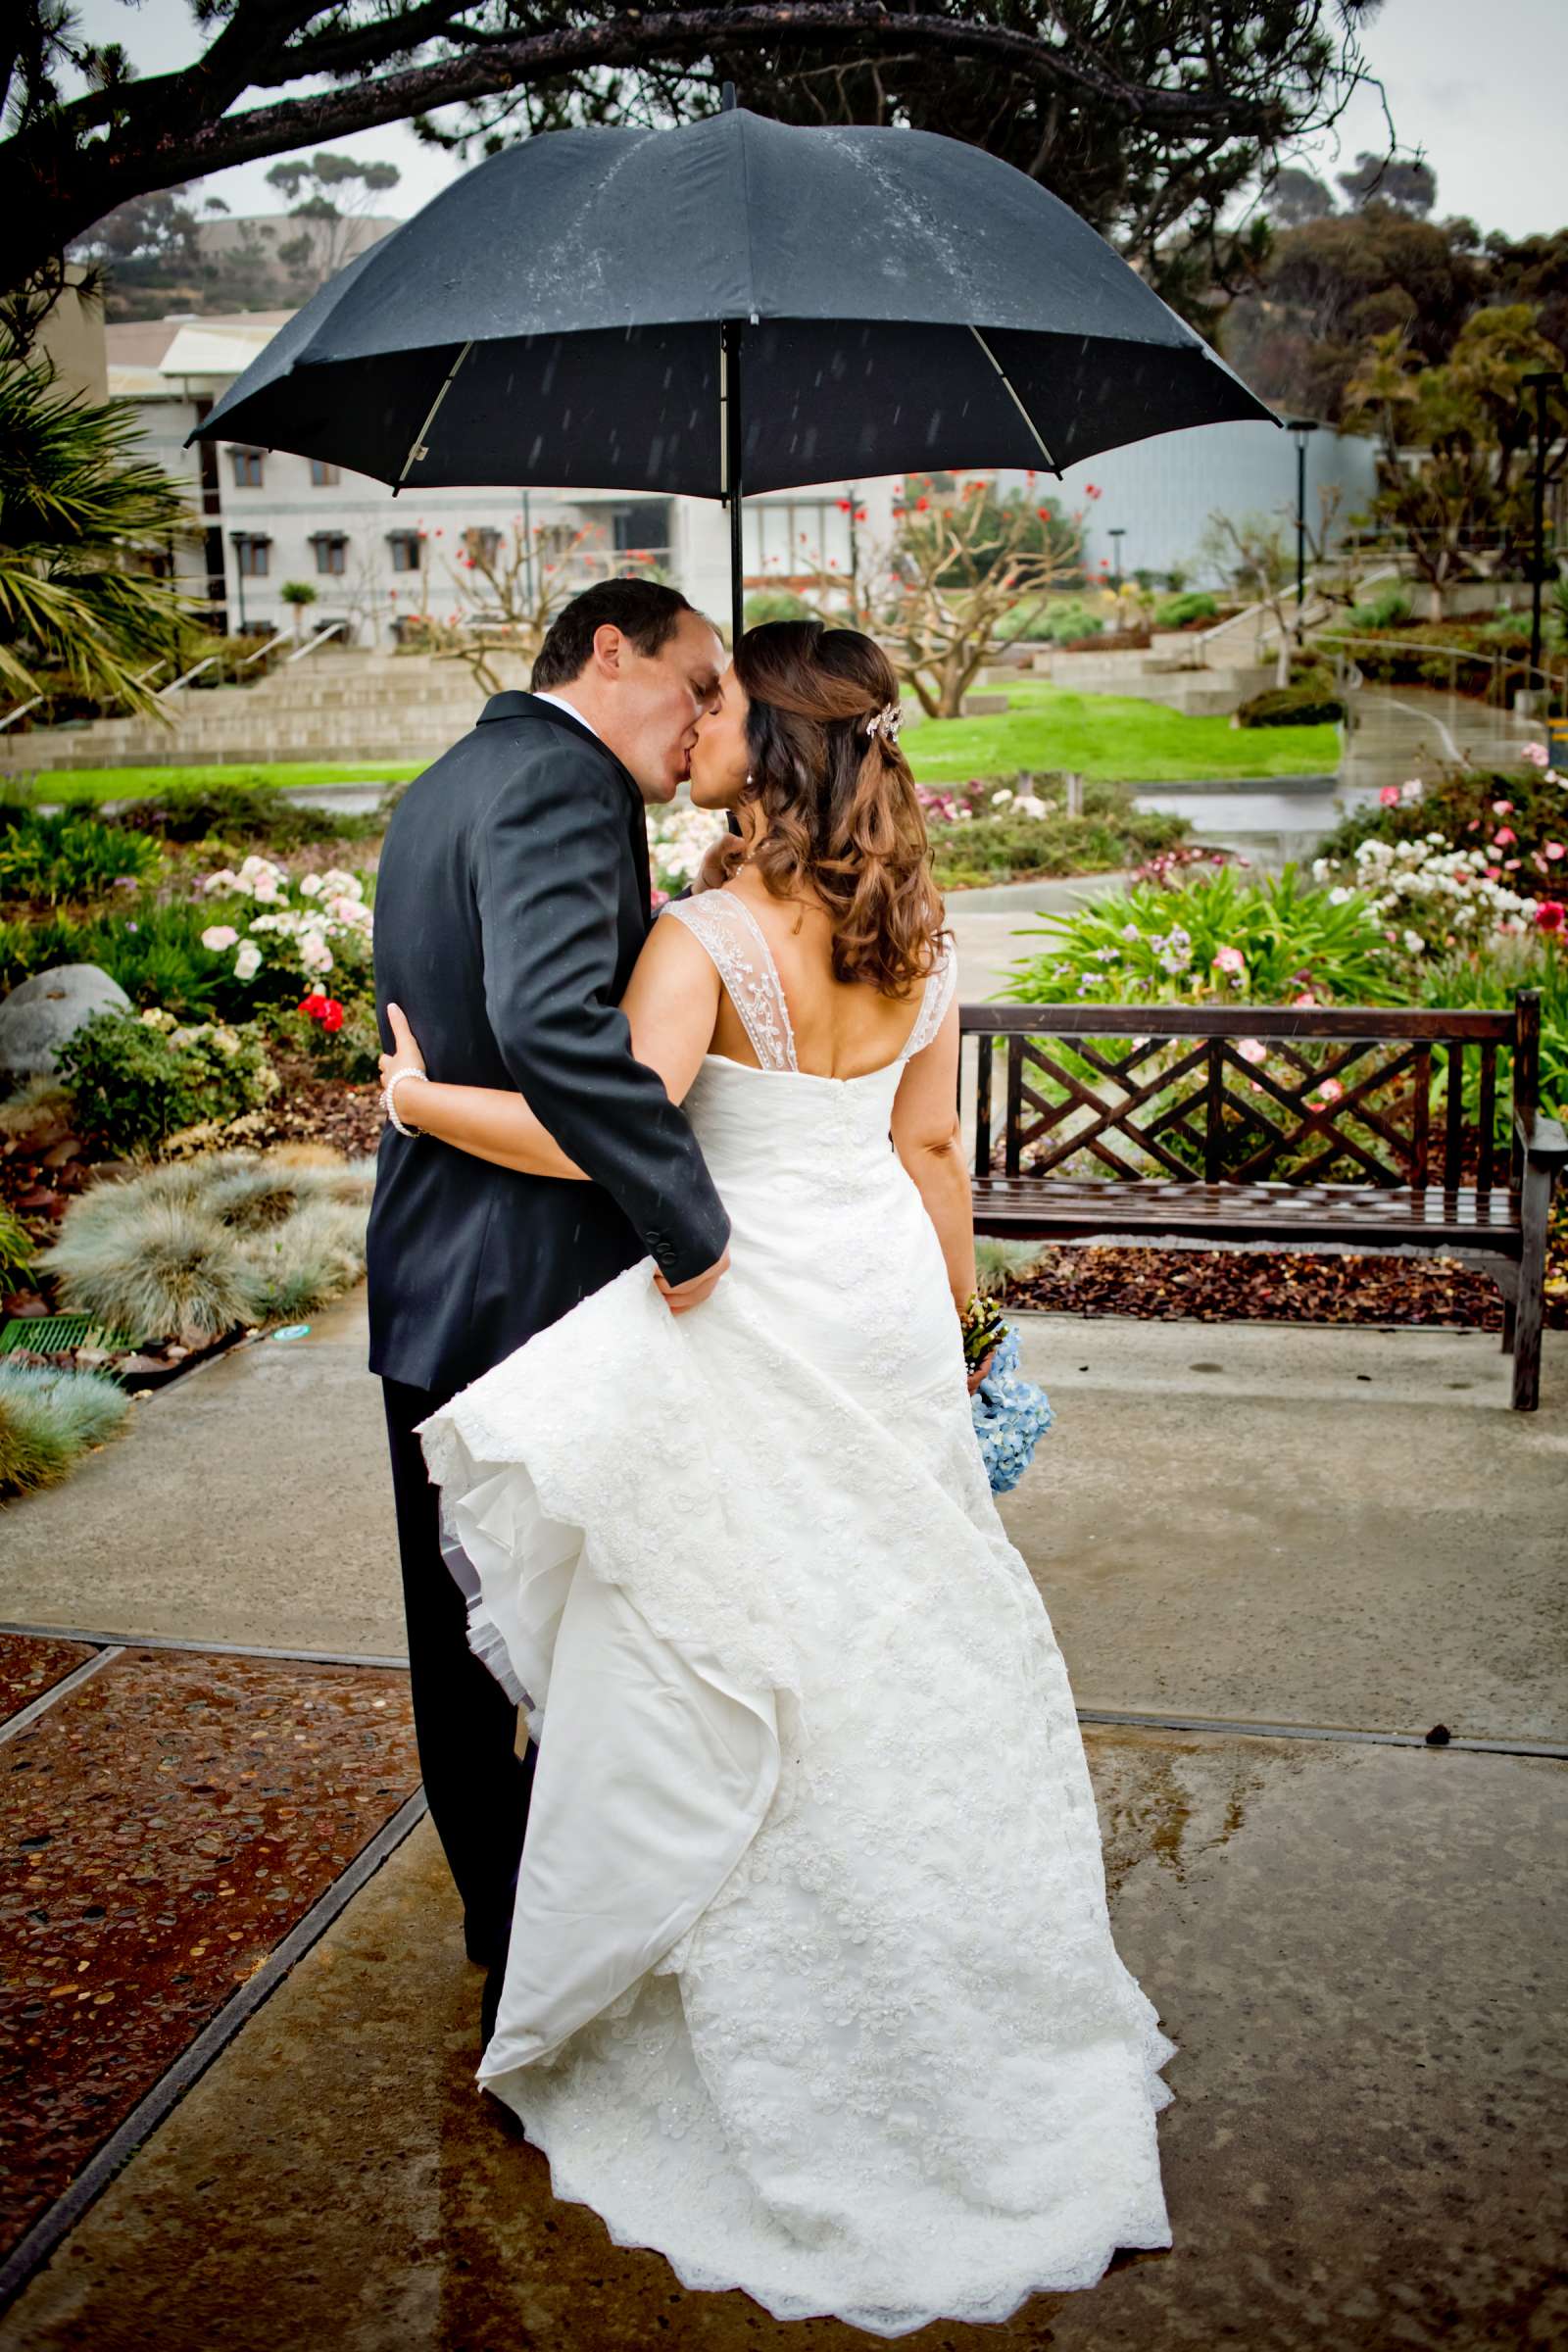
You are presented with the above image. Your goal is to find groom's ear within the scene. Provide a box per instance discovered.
[589,621,626,680]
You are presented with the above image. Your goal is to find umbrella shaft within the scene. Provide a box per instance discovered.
[721,318,746,652]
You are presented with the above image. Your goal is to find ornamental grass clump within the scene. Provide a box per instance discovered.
[0,1363,130,1498]
[39,1152,375,1344]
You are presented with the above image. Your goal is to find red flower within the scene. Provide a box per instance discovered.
[1535,900,1566,933]
[836,498,852,512]
[913,496,930,512]
[1084,483,1102,499]
[321,998,345,1031]
[297,992,328,1020]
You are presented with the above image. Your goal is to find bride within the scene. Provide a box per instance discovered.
[375,618,1176,2333]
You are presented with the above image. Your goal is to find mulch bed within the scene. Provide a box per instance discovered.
[0,1638,420,2262]
[1005,1242,1527,1328]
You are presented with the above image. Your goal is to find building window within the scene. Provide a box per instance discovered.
[387,531,422,574]
[309,459,341,487]
[611,501,670,559]
[233,535,270,578]
[229,446,265,488]
[464,525,502,565]
[311,533,349,576]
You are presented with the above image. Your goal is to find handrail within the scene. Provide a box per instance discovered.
[0,694,43,734]
[1190,561,1405,651]
[159,656,219,697]
[284,621,348,665]
[238,629,290,670]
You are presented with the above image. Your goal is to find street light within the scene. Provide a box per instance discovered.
[1287,418,1320,647]
[1522,369,1564,684]
[1107,525,1126,592]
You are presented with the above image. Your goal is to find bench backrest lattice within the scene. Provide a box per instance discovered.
[959,1001,1543,1195]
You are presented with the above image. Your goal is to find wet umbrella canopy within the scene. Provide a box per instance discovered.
[190,101,1279,642]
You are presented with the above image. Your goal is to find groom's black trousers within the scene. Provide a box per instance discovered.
[382,1375,536,1970]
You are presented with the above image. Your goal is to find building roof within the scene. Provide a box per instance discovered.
[104,312,296,369]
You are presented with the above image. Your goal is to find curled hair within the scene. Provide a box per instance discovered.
[716,620,948,999]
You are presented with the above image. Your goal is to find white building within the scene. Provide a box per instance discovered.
[105,314,899,648]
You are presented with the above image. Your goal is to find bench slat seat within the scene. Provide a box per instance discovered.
[972,1176,1526,1252]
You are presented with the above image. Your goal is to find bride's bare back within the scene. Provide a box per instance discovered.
[704,873,933,1082]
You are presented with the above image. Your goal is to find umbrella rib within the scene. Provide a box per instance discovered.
[394,338,475,492]
[968,327,1059,474]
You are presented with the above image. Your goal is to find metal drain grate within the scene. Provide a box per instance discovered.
[0,1315,137,1356]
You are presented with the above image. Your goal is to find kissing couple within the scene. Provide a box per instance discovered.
[366,576,1176,2334]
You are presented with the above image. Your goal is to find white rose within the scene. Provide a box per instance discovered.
[201,924,239,951]
[233,943,263,982]
[299,873,324,898]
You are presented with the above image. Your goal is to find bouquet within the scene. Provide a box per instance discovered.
[969,1322,1054,1495]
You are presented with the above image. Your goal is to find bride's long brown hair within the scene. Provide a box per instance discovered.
[705,620,949,999]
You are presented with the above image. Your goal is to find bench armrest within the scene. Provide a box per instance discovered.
[1514,1105,1568,1170]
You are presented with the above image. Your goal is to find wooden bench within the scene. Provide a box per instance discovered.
[958,990,1567,1411]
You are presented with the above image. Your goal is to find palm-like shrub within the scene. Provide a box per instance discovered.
[0,356,197,717]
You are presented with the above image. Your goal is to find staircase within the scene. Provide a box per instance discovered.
[0,650,535,776]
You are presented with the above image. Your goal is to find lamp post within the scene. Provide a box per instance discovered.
[1108,526,1126,592]
[229,531,248,633]
[1522,370,1564,684]
[1287,418,1320,646]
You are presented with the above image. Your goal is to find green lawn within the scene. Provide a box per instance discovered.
[905,681,1341,784]
[9,682,1339,803]
[4,760,427,806]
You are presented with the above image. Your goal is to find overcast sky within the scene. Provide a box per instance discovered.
[72,0,1568,243]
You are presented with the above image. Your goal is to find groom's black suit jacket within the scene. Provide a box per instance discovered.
[366,690,731,1397]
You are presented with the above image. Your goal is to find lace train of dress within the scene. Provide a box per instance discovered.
[416,898,1177,2333]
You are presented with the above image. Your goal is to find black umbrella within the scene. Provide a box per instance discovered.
[190,98,1277,649]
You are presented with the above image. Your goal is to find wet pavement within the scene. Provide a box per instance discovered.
[1,1728,1562,2352]
[0,1277,1563,2337]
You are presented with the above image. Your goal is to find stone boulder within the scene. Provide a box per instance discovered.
[0,964,132,1079]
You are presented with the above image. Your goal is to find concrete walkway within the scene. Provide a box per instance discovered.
[2,1286,1564,2346]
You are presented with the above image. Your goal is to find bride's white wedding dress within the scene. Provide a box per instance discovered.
[416,887,1176,2334]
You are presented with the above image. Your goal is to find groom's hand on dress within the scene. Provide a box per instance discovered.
[654,1245,730,1316]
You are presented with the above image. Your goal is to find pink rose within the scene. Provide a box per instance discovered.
[1379,786,1400,807]
[1492,827,1516,846]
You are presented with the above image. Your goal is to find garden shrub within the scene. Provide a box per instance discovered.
[0,808,161,907]
[1152,591,1218,629]
[54,1007,278,1154]
[1235,680,1347,728]
[0,1196,33,1283]
[0,1363,130,1498]
[743,591,815,627]
[107,778,380,851]
[1348,584,1413,630]
[1003,862,1402,1008]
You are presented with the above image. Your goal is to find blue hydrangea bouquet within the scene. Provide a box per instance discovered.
[970,1323,1054,1494]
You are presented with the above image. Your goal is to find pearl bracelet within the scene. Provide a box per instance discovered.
[382,1067,426,1137]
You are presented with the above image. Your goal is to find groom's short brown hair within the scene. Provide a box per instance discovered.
[531,577,698,691]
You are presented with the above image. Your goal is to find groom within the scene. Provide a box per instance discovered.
[367,576,732,2042]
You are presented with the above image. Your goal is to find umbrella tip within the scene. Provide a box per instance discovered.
[721,79,737,110]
